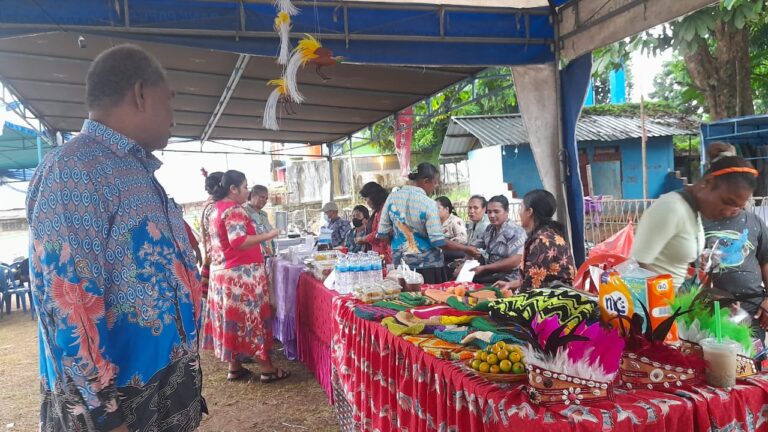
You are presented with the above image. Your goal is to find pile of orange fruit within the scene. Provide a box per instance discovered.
[470,341,526,375]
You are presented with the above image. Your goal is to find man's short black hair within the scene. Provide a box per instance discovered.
[86,44,167,111]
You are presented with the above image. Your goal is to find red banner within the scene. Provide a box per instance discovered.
[394,107,413,177]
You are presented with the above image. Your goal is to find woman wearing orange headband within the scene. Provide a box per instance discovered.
[632,143,758,287]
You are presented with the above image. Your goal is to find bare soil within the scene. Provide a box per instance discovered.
[0,309,339,432]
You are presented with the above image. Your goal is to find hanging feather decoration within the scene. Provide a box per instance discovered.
[284,34,343,103]
[263,79,294,131]
[274,0,299,16]
[274,12,292,65]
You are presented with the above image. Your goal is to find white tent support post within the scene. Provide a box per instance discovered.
[510,64,570,227]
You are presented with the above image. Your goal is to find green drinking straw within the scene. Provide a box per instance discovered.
[714,300,723,343]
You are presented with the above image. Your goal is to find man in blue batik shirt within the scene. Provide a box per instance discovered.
[321,201,350,248]
[27,45,204,432]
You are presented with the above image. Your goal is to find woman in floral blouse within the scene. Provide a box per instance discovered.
[436,196,468,244]
[494,189,576,291]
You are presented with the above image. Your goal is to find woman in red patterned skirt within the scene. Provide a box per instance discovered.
[203,170,288,383]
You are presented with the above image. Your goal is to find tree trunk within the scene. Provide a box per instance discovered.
[683,20,754,120]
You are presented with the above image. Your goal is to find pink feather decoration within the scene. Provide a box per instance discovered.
[532,315,562,349]
[566,322,625,375]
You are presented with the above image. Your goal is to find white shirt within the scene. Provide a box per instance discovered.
[631,191,704,287]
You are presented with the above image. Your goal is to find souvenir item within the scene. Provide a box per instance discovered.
[489,287,598,331]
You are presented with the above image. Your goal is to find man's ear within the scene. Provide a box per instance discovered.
[133,81,146,112]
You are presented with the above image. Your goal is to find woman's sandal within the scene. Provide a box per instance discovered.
[227,368,254,382]
[260,368,291,384]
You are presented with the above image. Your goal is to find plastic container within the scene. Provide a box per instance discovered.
[700,338,740,388]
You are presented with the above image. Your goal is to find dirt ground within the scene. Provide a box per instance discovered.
[0,308,339,432]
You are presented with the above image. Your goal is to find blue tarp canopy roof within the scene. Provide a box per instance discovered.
[0,122,52,171]
[0,1,565,144]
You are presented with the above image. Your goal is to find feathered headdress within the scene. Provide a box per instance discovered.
[513,315,624,406]
[618,302,705,390]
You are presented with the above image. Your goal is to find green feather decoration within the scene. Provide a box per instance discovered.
[671,286,754,356]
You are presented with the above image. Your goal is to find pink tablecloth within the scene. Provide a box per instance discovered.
[296,272,337,403]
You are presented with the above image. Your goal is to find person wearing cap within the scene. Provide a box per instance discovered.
[322,201,351,248]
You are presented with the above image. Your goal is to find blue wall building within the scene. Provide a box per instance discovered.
[441,114,693,199]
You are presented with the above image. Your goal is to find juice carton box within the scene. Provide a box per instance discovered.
[647,274,678,344]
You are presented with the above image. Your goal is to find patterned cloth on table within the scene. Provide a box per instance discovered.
[243,202,276,257]
[472,219,527,281]
[325,216,351,248]
[353,304,397,321]
[521,224,577,290]
[203,201,272,362]
[377,185,446,269]
[27,120,204,431]
[410,304,487,319]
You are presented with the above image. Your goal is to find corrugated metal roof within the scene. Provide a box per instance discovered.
[440,114,695,159]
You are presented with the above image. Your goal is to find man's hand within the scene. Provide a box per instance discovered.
[464,246,481,259]
[473,265,486,275]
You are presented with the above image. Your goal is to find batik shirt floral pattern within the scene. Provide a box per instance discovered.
[521,225,576,290]
[27,120,204,431]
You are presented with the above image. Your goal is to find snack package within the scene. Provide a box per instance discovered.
[599,271,634,332]
[647,275,678,344]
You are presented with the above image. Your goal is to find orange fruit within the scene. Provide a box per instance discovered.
[497,349,509,361]
[512,362,526,374]
[471,359,482,370]
[499,359,512,373]
[509,351,522,363]
[494,341,507,351]
[474,351,483,360]
[486,354,499,366]
[479,362,490,373]
[490,365,501,374]
[479,351,488,362]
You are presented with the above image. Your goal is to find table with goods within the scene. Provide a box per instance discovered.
[289,246,768,431]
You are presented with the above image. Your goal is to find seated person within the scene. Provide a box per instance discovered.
[436,196,467,243]
[494,189,576,292]
[471,195,526,285]
[466,195,490,245]
[321,201,350,248]
[344,205,370,253]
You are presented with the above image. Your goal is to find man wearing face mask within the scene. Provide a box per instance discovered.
[344,205,370,253]
[321,201,350,248]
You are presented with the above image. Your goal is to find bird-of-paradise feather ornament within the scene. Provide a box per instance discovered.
[274,0,299,16]
[284,34,343,103]
[274,12,292,65]
[263,79,296,131]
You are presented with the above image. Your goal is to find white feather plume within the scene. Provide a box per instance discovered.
[263,88,282,131]
[284,52,305,103]
[274,0,299,15]
[520,344,618,383]
[277,22,291,65]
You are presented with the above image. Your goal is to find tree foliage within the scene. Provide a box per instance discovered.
[594,0,767,120]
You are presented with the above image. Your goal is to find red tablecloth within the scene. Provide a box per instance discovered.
[296,272,337,403]
[332,296,768,431]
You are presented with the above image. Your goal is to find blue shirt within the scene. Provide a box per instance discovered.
[325,216,351,248]
[377,185,446,268]
[27,120,204,431]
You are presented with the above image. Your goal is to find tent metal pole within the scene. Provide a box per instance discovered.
[200,54,251,148]
[328,142,335,201]
[550,5,573,247]
[36,135,42,165]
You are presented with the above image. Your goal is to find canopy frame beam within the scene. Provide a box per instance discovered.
[200,53,250,146]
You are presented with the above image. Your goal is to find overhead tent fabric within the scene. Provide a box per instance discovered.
[0,122,51,171]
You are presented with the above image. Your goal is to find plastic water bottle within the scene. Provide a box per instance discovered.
[349,254,361,287]
[372,256,383,282]
[335,257,349,293]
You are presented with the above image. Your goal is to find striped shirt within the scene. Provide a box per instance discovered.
[377,185,446,268]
